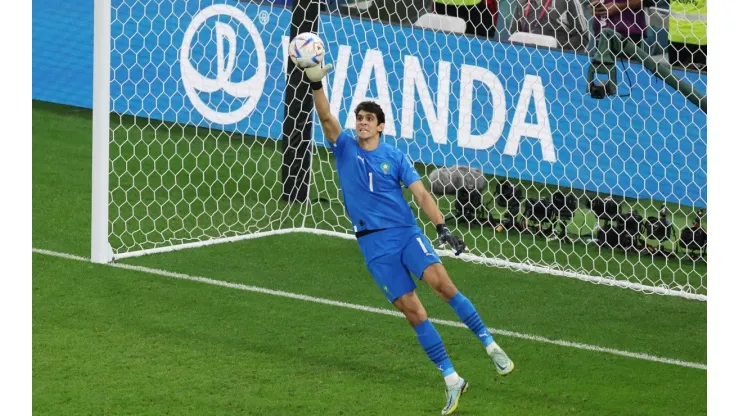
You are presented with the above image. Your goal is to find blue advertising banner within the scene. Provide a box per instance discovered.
[32,0,707,208]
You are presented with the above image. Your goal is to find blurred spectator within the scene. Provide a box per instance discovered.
[667,0,706,70]
[509,0,591,52]
[590,0,654,45]
[432,0,498,39]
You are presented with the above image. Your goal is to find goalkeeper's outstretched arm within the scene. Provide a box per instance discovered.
[305,64,340,144]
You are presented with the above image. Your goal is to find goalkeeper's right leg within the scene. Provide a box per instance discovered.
[389,290,469,415]
[406,302,469,415]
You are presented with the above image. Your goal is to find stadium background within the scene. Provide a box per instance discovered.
[32,1,707,414]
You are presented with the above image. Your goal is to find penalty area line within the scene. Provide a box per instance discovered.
[32,247,707,371]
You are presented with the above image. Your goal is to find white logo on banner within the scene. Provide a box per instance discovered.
[180,5,266,124]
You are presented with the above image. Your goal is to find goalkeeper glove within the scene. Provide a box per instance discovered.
[305,62,333,91]
[436,224,466,256]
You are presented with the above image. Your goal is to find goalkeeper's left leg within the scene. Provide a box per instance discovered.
[447,290,515,375]
[417,263,515,376]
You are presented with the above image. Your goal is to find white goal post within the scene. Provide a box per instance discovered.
[91,0,707,301]
[91,0,113,265]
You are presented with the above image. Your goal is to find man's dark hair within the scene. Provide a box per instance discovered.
[354,101,385,125]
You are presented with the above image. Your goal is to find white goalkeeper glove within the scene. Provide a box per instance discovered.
[305,62,333,90]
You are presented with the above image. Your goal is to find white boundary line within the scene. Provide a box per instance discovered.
[32,247,707,371]
[111,228,708,301]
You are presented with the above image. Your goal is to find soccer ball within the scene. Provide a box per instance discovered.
[289,32,325,69]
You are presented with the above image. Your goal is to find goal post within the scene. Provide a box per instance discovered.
[86,0,707,300]
[91,0,112,264]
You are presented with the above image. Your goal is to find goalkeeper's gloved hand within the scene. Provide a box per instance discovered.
[436,223,466,256]
[305,62,333,90]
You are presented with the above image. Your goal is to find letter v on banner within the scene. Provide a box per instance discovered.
[326,45,352,120]
[310,45,351,141]
[347,49,395,137]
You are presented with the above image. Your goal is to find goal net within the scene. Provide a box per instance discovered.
[92,0,707,300]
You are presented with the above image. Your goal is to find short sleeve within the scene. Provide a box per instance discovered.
[330,131,353,160]
[398,152,422,188]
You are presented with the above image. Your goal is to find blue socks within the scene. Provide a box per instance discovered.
[448,292,495,348]
[412,295,494,385]
[413,319,455,377]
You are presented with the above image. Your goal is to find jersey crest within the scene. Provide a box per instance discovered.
[380,161,390,174]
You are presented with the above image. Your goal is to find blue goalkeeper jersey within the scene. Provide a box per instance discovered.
[330,131,422,234]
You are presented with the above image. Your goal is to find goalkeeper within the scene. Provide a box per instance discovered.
[303,61,514,415]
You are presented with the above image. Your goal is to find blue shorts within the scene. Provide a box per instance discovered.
[357,227,442,303]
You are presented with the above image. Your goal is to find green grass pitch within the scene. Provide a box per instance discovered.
[33,101,706,415]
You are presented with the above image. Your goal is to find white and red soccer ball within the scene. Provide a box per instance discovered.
[289,32,325,69]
